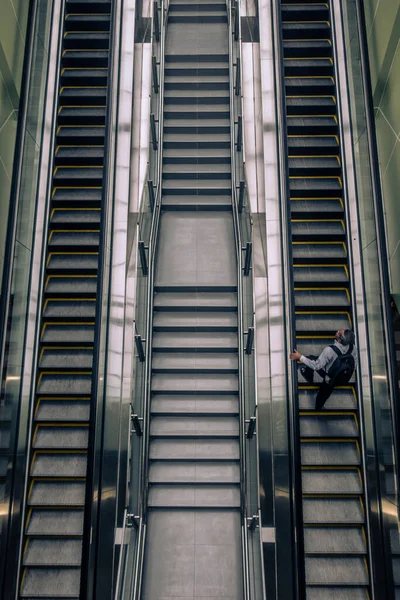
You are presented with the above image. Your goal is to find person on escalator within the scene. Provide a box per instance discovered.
[289,329,357,410]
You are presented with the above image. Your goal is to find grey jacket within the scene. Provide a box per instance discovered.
[300,340,357,382]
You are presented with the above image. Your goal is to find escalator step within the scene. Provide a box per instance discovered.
[149,438,239,461]
[288,136,339,155]
[62,49,109,68]
[63,31,110,50]
[150,394,239,416]
[33,426,89,449]
[46,253,99,273]
[305,557,368,584]
[304,527,366,554]
[295,313,351,334]
[149,461,240,483]
[292,242,347,263]
[57,126,105,144]
[20,568,80,597]
[64,14,111,32]
[284,59,333,77]
[39,348,93,368]
[281,4,329,21]
[306,589,368,600]
[293,266,349,286]
[282,22,331,41]
[37,374,91,396]
[27,509,84,536]
[300,415,358,438]
[31,453,87,477]
[59,87,107,106]
[148,483,240,508]
[150,415,239,437]
[298,388,356,412]
[302,469,363,494]
[50,208,101,226]
[24,539,82,566]
[283,40,333,59]
[290,178,342,199]
[66,0,112,14]
[40,324,94,345]
[287,116,337,135]
[289,157,340,175]
[52,187,102,206]
[46,297,90,323]
[58,107,106,125]
[303,498,364,524]
[301,441,360,466]
[35,400,90,422]
[291,199,343,218]
[286,97,336,116]
[49,230,100,248]
[45,276,97,296]
[285,77,335,95]
[29,481,86,506]
[294,289,349,310]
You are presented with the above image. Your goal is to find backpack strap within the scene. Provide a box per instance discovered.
[329,344,341,357]
[330,344,353,356]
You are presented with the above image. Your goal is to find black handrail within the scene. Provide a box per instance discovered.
[355,0,400,570]
[272,1,306,597]
[0,0,37,407]
[79,0,119,596]
[0,2,38,594]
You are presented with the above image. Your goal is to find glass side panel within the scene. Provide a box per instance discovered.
[341,0,400,592]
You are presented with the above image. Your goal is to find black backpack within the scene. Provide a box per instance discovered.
[327,344,355,386]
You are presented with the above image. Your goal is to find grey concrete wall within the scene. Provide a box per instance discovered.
[0,0,29,286]
[364,0,400,305]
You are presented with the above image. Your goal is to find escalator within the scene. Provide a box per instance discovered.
[280,1,371,597]
[140,0,244,597]
[19,0,112,596]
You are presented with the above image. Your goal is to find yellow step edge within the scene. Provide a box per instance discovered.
[302,466,361,472]
[52,186,102,194]
[289,154,340,160]
[39,344,94,359]
[284,57,332,62]
[300,438,359,443]
[41,322,95,335]
[46,252,99,264]
[54,166,103,172]
[285,76,334,82]
[57,125,105,131]
[287,114,337,119]
[302,493,363,499]
[32,449,88,457]
[33,420,90,427]
[60,86,107,91]
[50,208,101,218]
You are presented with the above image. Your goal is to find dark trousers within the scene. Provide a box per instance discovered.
[301,356,334,410]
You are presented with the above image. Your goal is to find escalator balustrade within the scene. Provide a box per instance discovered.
[280,1,371,597]
[19,0,111,597]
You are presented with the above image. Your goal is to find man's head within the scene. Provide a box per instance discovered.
[335,328,355,346]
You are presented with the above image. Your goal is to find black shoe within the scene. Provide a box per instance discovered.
[300,366,314,384]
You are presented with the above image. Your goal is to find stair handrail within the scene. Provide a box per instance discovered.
[130,1,168,598]
[226,1,254,599]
